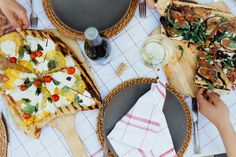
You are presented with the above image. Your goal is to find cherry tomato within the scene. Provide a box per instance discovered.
[52,94,60,102]
[67,67,76,75]
[9,57,17,63]
[35,50,43,57]
[30,53,36,59]
[34,79,42,87]
[23,113,32,119]
[43,75,52,83]
[20,85,27,91]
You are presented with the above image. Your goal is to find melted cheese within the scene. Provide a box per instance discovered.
[51,71,76,87]
[25,36,55,52]
[0,40,17,56]
[77,93,95,107]
[9,85,43,106]
[37,60,49,73]
[66,56,81,74]
[45,82,73,107]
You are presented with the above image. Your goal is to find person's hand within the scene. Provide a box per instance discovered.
[196,88,230,129]
[0,0,29,31]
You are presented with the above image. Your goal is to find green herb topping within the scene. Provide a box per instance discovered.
[52,78,60,85]
[48,60,56,70]
[75,95,83,104]
[35,87,41,96]
[24,78,33,88]
[37,44,43,51]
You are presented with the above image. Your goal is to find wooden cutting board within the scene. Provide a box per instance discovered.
[152,1,229,97]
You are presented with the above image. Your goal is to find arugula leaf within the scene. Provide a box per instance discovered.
[35,87,41,96]
[52,78,60,86]
[37,44,44,51]
[177,45,184,59]
[221,58,236,70]
[22,105,35,114]
[207,82,214,91]
[24,78,33,88]
[47,97,53,103]
[47,60,56,70]
[206,54,213,64]
[74,95,83,104]
[181,19,208,45]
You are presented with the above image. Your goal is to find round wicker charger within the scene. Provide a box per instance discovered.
[0,118,7,157]
[97,78,192,157]
[43,0,138,40]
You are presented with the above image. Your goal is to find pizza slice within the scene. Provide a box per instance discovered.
[5,79,58,138]
[157,0,236,91]
[159,0,236,45]
[43,76,97,111]
[43,56,89,94]
[195,50,233,92]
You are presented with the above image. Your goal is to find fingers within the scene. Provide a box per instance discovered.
[197,88,205,97]
[0,23,12,30]
[208,92,222,106]
[196,88,213,114]
[16,8,29,29]
[0,74,8,82]
[5,13,21,31]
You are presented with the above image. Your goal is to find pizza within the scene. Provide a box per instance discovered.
[0,30,101,138]
[157,0,236,92]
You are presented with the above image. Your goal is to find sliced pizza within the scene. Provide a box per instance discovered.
[0,30,101,138]
[158,0,236,91]
[195,50,233,92]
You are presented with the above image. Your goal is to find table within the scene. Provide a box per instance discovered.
[1,0,236,156]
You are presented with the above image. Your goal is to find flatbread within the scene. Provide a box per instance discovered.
[0,30,101,138]
[157,0,236,92]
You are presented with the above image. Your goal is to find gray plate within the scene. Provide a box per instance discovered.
[50,0,131,32]
[103,83,189,156]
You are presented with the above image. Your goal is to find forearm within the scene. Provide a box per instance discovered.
[218,122,236,157]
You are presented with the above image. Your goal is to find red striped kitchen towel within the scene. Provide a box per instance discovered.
[108,80,177,157]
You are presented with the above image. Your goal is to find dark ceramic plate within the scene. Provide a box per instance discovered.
[103,83,190,156]
[50,0,132,32]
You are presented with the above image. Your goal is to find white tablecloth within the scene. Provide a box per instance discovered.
[1,0,236,156]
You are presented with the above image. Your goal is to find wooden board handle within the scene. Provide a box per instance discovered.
[50,114,88,157]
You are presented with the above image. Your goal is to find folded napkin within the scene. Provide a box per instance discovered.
[108,80,177,157]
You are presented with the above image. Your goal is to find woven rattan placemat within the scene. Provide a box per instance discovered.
[97,78,192,157]
[43,0,138,40]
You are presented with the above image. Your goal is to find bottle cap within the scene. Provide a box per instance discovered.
[84,27,99,41]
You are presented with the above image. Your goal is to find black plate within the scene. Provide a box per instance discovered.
[103,83,190,156]
[50,0,132,32]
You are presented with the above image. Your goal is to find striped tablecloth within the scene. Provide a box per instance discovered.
[1,0,236,156]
